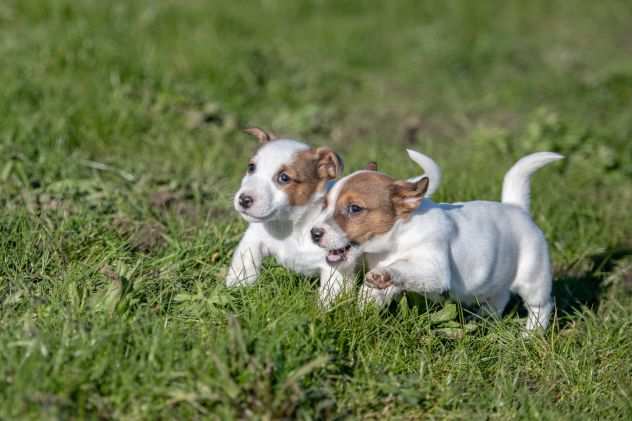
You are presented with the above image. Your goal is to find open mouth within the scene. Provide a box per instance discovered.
[326,244,352,265]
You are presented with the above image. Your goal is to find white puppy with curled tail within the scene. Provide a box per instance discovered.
[311,150,563,330]
[227,130,442,306]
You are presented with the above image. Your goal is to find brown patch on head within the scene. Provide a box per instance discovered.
[278,147,343,206]
[333,172,398,244]
[332,173,429,244]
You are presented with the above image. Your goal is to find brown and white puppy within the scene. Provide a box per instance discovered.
[309,149,441,269]
[226,128,350,305]
[311,150,563,331]
[308,167,429,271]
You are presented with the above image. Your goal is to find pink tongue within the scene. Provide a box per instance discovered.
[327,253,343,262]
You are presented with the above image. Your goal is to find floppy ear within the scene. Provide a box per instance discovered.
[315,147,344,180]
[243,127,277,144]
[391,176,429,217]
[365,161,378,171]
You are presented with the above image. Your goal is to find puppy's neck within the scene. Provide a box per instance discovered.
[263,191,326,240]
[362,224,401,254]
[363,199,435,255]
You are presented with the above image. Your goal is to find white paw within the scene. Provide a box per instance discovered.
[225,268,256,287]
[357,285,389,309]
[364,268,393,289]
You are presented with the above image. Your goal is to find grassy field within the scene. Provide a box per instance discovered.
[2,0,632,418]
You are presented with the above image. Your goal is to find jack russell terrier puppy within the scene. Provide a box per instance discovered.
[311,150,563,330]
[226,128,441,306]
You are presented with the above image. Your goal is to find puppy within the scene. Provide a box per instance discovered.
[311,150,563,330]
[226,130,441,306]
[225,128,346,304]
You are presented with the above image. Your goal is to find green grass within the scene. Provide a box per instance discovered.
[2,0,632,418]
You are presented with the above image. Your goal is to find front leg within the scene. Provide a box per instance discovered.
[364,254,451,298]
[358,283,404,309]
[226,227,266,287]
[318,266,353,308]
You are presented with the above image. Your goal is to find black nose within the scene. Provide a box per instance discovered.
[310,227,324,244]
[239,193,254,209]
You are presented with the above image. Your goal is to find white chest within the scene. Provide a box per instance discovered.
[268,234,325,276]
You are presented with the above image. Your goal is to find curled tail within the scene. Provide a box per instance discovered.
[406,149,442,197]
[502,152,563,213]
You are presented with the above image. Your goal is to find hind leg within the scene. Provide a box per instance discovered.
[525,299,554,331]
[478,290,511,319]
[513,243,554,331]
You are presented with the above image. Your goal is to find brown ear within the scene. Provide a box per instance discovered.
[365,161,378,171]
[315,147,344,180]
[243,127,277,144]
[391,177,429,217]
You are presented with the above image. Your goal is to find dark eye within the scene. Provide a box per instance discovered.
[247,163,256,174]
[277,172,291,184]
[347,204,363,215]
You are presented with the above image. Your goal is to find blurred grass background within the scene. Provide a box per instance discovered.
[1,0,632,418]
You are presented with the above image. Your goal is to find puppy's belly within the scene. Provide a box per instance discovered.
[449,252,519,302]
[444,202,535,299]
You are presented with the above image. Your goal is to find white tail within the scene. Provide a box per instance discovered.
[501,152,563,213]
[406,149,442,197]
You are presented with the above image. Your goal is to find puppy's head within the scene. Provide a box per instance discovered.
[310,170,429,267]
[234,128,343,223]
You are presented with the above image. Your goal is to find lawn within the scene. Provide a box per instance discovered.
[1,0,632,419]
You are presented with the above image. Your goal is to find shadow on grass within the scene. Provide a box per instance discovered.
[552,247,632,316]
[500,247,632,327]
